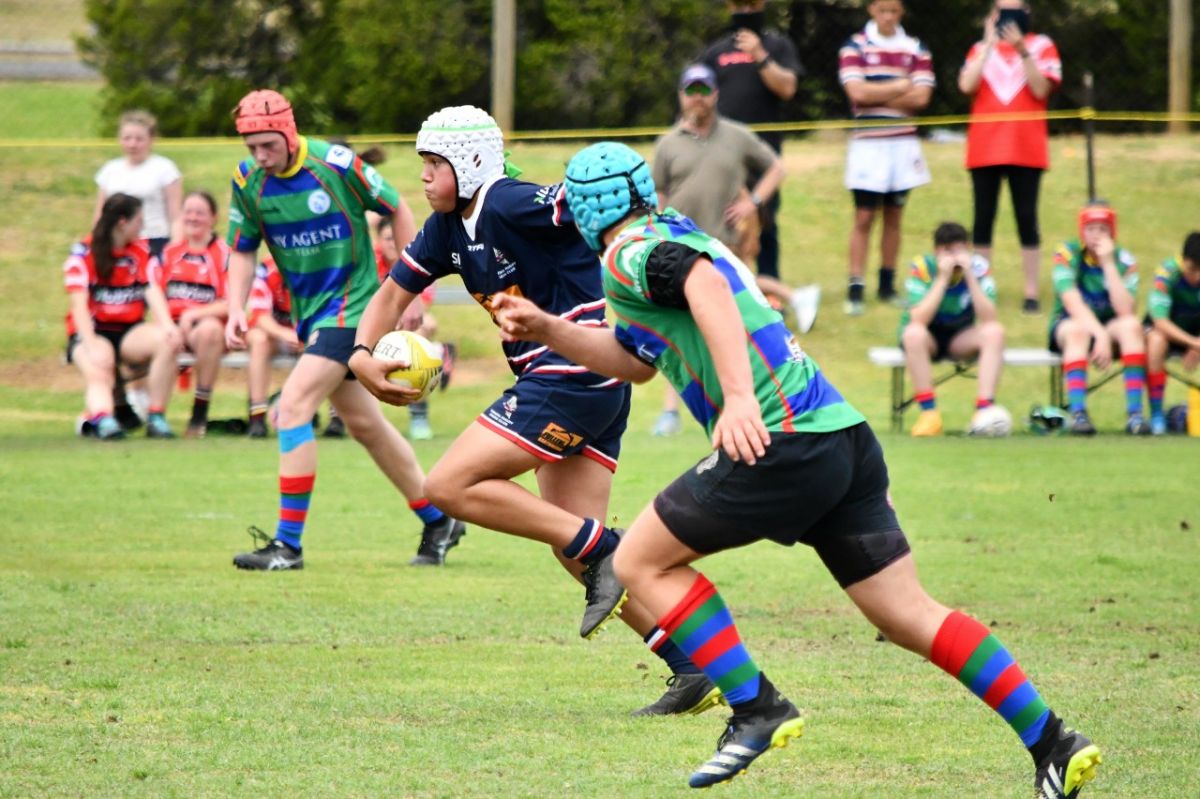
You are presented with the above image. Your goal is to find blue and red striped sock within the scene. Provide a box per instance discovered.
[1122,353,1146,415]
[915,390,936,411]
[1148,371,1166,418]
[409,498,445,525]
[562,518,618,565]
[658,574,760,706]
[931,611,1050,747]
[276,473,314,551]
[644,626,701,675]
[1064,360,1088,413]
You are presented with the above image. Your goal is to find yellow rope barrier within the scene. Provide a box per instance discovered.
[1,108,1196,150]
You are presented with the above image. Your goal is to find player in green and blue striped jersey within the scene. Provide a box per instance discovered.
[222,89,461,571]
[1145,232,1200,434]
[492,142,1099,798]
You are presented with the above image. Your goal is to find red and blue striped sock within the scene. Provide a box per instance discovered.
[1064,360,1088,412]
[658,574,760,706]
[931,611,1050,747]
[1122,353,1146,415]
[1148,371,1167,418]
[408,498,445,525]
[562,518,618,565]
[644,627,701,676]
[915,390,936,411]
[276,473,314,551]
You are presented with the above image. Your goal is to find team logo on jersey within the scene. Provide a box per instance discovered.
[502,395,519,417]
[695,450,720,475]
[364,164,385,198]
[326,145,354,169]
[308,190,331,215]
[537,422,583,453]
[493,248,513,266]
[533,184,561,205]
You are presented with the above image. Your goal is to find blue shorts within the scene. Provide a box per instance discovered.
[477,376,631,472]
[304,326,357,380]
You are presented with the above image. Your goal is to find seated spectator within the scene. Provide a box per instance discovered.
[155,191,230,438]
[1145,232,1200,435]
[372,215,441,440]
[1050,202,1148,435]
[65,193,181,439]
[900,222,1004,436]
[244,256,301,439]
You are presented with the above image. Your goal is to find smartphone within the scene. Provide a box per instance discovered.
[997,8,1030,34]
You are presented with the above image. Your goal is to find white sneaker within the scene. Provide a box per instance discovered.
[789,285,821,333]
[652,410,681,437]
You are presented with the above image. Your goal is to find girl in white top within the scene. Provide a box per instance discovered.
[94,110,183,260]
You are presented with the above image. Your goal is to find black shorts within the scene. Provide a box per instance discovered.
[900,321,971,362]
[65,326,130,366]
[303,326,358,380]
[1144,313,1200,355]
[654,422,910,588]
[852,189,909,209]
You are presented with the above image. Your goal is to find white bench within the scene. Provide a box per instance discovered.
[176,351,298,370]
[868,346,1064,432]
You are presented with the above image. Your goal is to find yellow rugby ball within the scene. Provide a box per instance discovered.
[372,330,443,401]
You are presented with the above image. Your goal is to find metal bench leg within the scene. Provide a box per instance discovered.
[1050,365,1064,408]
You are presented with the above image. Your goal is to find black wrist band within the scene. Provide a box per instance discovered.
[757,56,773,69]
[351,343,373,357]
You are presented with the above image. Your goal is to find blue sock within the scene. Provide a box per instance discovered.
[645,627,701,675]
[562,518,618,565]
[409,499,445,525]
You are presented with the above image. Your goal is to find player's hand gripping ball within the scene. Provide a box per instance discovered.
[372,330,443,401]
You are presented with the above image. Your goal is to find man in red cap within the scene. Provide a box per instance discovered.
[223,88,465,570]
[1048,201,1148,435]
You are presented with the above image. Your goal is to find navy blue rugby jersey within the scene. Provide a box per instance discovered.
[392,177,618,386]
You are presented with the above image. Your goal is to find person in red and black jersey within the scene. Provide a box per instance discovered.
[244,256,301,438]
[155,191,230,437]
[65,193,181,439]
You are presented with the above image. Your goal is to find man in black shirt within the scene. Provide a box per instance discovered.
[701,1,804,281]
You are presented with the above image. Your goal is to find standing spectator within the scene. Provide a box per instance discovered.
[701,0,803,284]
[1145,233,1200,434]
[94,110,183,261]
[899,222,1004,436]
[650,63,816,436]
[223,89,459,571]
[156,191,230,438]
[959,0,1061,313]
[1049,202,1147,435]
[65,194,181,440]
[838,0,934,315]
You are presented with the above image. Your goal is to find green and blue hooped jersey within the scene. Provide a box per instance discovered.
[602,211,864,436]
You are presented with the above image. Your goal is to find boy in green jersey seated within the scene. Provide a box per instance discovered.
[1145,232,1200,434]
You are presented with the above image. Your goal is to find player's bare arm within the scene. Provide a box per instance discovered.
[492,293,656,384]
[224,250,256,349]
[349,277,424,405]
[683,259,770,465]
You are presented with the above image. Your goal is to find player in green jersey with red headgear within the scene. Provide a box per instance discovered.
[223,89,462,571]
[493,141,1100,798]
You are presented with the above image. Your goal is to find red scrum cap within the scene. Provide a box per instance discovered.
[234,90,298,152]
[1078,203,1117,241]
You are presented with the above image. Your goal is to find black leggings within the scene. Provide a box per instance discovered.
[970,165,1043,248]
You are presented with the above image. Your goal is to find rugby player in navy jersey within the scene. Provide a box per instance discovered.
[351,106,724,717]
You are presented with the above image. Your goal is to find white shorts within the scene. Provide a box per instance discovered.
[844,136,931,194]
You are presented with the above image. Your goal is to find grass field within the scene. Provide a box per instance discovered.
[1,81,1198,797]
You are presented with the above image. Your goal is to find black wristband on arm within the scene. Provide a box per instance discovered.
[351,343,373,357]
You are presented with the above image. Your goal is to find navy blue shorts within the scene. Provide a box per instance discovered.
[304,326,357,380]
[477,376,631,472]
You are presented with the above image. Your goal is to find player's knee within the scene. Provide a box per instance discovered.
[422,468,462,514]
[901,322,927,349]
[979,320,1005,347]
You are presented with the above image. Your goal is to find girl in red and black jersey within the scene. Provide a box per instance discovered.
[156,191,230,437]
[65,193,182,439]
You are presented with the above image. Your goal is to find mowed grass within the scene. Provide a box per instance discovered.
[1,383,1197,798]
[1,81,1199,796]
